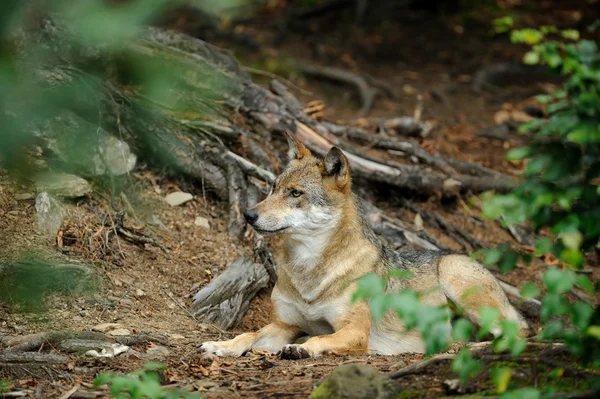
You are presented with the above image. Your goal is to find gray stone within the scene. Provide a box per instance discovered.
[35,192,63,237]
[194,216,210,229]
[165,191,193,207]
[35,173,92,198]
[99,135,137,176]
[309,364,402,399]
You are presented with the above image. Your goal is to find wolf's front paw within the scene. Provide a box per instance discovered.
[278,344,311,360]
[199,341,245,357]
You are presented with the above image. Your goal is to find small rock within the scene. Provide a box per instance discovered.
[310,363,402,399]
[35,192,63,237]
[35,172,92,198]
[99,135,137,176]
[165,191,193,207]
[194,216,210,229]
[135,289,146,297]
[15,193,34,200]
[92,323,124,333]
[120,298,134,306]
[168,333,186,340]
[107,328,131,337]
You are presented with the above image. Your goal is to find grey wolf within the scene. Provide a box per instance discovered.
[200,134,530,359]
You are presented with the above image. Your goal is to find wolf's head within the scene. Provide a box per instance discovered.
[243,134,351,236]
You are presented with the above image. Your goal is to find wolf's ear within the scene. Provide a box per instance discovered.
[322,146,350,189]
[285,132,312,162]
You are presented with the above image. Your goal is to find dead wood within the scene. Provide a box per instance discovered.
[22,12,537,332]
[0,352,69,364]
[400,199,487,251]
[191,257,270,329]
[388,353,456,379]
[473,62,552,92]
[296,63,381,116]
[496,280,541,319]
[2,330,168,353]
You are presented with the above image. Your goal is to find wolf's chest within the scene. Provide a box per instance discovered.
[271,290,349,336]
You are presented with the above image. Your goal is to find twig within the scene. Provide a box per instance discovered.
[243,66,313,96]
[296,62,380,116]
[0,393,28,398]
[162,289,198,321]
[388,353,457,379]
[58,384,80,399]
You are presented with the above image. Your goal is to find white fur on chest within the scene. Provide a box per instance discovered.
[272,289,349,336]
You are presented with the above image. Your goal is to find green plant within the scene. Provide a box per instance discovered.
[0,378,12,393]
[483,19,600,365]
[94,363,201,399]
[354,18,600,396]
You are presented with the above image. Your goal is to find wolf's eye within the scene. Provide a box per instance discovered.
[290,189,303,198]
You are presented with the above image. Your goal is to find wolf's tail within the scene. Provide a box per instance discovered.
[437,254,531,338]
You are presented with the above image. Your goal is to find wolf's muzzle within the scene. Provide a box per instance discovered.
[243,209,259,225]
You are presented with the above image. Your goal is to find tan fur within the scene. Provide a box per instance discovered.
[200,138,530,358]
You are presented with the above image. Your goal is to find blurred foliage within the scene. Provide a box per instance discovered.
[0,1,242,310]
[0,256,97,312]
[94,362,202,399]
[354,17,600,397]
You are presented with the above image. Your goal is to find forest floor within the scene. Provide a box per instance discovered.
[1,2,599,398]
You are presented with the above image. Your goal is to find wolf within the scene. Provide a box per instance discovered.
[200,134,530,359]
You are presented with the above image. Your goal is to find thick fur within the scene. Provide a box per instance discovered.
[200,136,530,358]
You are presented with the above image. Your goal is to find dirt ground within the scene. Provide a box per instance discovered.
[1,2,599,398]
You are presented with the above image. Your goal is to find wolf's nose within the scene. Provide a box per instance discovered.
[243,209,259,224]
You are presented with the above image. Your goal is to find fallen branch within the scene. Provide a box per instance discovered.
[2,330,167,353]
[191,257,270,329]
[388,353,456,379]
[496,280,541,319]
[297,62,381,116]
[58,384,80,399]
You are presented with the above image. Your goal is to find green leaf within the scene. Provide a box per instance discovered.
[451,348,482,382]
[561,29,580,41]
[501,387,541,399]
[541,294,569,321]
[575,275,594,294]
[369,294,388,321]
[506,147,531,161]
[143,362,166,371]
[560,248,584,267]
[452,318,473,342]
[523,51,540,65]
[491,367,512,393]
[526,155,552,175]
[586,326,600,340]
[561,230,583,250]
[353,273,385,301]
[535,94,553,104]
[499,251,519,273]
[540,320,564,339]
[543,268,576,294]
[571,301,593,330]
[483,248,503,266]
[520,282,540,299]
[534,237,553,255]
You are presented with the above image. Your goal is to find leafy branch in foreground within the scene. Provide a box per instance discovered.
[94,363,201,399]
[354,18,600,397]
